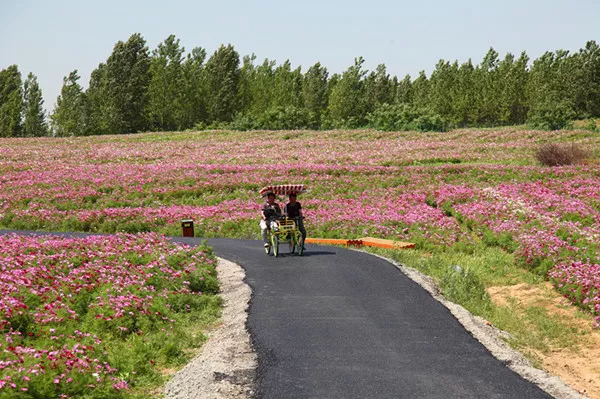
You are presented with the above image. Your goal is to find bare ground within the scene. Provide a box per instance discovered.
[164,258,256,399]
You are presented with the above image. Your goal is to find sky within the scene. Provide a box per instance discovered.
[1,0,599,113]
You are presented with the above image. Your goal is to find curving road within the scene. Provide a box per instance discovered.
[195,237,552,399]
[3,231,554,398]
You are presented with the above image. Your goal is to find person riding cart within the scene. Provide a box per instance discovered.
[259,184,307,256]
[284,193,306,247]
[260,191,282,249]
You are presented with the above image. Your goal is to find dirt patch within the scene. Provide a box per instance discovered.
[488,283,600,399]
[164,257,256,399]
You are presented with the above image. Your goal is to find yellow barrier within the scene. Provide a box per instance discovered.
[305,237,414,250]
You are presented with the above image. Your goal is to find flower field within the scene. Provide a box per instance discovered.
[0,233,220,398]
[0,129,599,341]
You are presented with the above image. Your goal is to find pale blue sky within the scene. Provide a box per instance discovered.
[1,0,599,113]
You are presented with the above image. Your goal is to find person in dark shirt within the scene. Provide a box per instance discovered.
[260,192,282,248]
[284,193,306,245]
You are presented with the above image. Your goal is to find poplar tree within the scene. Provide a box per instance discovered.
[51,70,86,136]
[302,62,329,121]
[273,60,303,108]
[23,72,48,136]
[475,48,501,126]
[327,57,367,127]
[428,59,457,121]
[411,70,430,110]
[249,58,276,115]
[0,65,23,137]
[181,47,208,128]
[105,33,151,133]
[204,44,240,122]
[364,63,392,114]
[395,74,413,104]
[85,63,111,135]
[453,59,476,126]
[576,41,600,117]
[147,35,185,131]
[237,54,257,115]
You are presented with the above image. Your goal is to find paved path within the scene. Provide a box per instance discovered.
[2,231,553,398]
[197,238,552,399]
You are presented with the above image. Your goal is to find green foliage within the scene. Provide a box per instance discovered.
[327,57,368,128]
[51,70,86,136]
[23,73,48,137]
[8,38,600,135]
[147,35,186,131]
[0,65,23,137]
[86,33,151,135]
[302,62,329,123]
[527,101,575,130]
[366,103,448,132]
[205,44,241,123]
[230,106,316,130]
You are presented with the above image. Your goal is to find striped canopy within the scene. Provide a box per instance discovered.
[259,184,307,197]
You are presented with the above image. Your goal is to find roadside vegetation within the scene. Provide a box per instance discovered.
[0,233,221,398]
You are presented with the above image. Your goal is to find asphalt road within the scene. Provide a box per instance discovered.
[2,231,554,398]
[199,238,552,399]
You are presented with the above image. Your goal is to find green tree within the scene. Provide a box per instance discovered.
[474,47,501,126]
[273,60,303,108]
[327,57,367,128]
[105,33,151,133]
[302,62,329,123]
[0,65,23,137]
[181,46,208,128]
[84,63,111,135]
[395,74,413,104]
[51,70,86,136]
[411,70,430,110]
[575,41,600,117]
[237,54,257,115]
[22,72,48,136]
[147,34,185,131]
[428,59,457,121]
[496,51,529,125]
[249,58,276,115]
[364,63,392,114]
[205,44,241,123]
[526,49,576,127]
[452,59,476,126]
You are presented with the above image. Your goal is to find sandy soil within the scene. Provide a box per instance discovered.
[488,283,600,399]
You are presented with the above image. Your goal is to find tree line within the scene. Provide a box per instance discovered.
[1,33,599,137]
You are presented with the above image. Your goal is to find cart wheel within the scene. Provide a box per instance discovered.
[289,234,296,254]
[264,243,271,255]
[272,235,279,257]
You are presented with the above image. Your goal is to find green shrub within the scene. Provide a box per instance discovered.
[230,106,317,131]
[527,101,575,131]
[366,103,449,132]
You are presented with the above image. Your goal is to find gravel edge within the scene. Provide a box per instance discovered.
[370,251,587,399]
[164,257,257,399]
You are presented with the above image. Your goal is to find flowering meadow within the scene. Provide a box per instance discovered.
[0,128,599,327]
[0,233,220,398]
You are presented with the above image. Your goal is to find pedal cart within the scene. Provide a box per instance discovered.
[259,184,306,257]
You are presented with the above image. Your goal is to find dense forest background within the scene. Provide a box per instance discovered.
[1,34,599,137]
